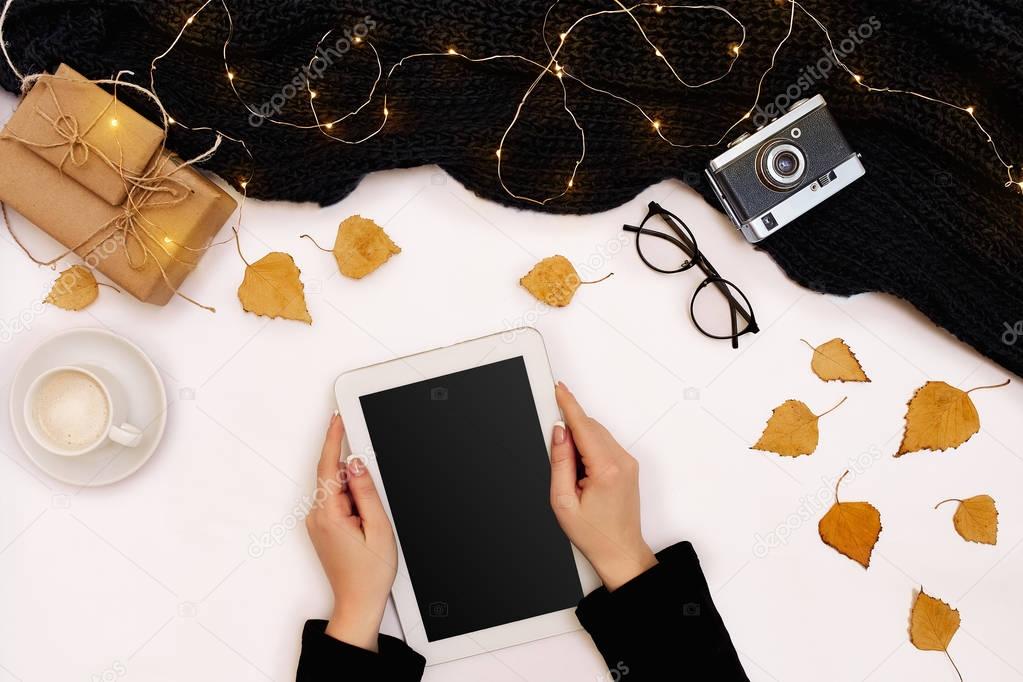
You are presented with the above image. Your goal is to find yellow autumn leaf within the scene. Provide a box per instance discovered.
[520,255,611,307]
[936,495,998,545]
[44,265,98,311]
[910,590,963,680]
[802,338,870,382]
[895,379,1009,457]
[752,397,846,457]
[818,471,882,568]
[237,252,312,323]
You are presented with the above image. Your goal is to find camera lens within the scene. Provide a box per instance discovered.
[756,140,806,191]
[774,151,798,176]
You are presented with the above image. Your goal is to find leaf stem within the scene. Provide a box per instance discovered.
[945,649,963,682]
[580,272,613,285]
[300,234,332,252]
[965,378,1010,394]
[934,498,962,510]
[817,396,848,418]
[233,227,250,267]
[96,282,121,293]
[800,338,816,351]
[834,470,850,505]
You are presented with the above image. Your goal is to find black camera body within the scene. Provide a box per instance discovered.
[705,95,864,243]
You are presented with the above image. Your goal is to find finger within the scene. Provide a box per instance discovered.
[315,412,347,513]
[555,382,616,470]
[550,420,580,512]
[337,463,353,516]
[346,456,391,537]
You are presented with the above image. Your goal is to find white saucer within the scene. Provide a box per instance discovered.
[9,328,167,487]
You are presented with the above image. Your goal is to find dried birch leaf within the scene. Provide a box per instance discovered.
[910,590,963,681]
[818,471,882,568]
[238,252,312,324]
[802,338,870,382]
[895,380,1009,457]
[331,215,400,279]
[752,397,846,457]
[935,495,998,545]
[45,265,98,311]
[520,255,611,307]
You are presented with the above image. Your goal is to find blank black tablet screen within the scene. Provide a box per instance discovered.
[359,356,583,641]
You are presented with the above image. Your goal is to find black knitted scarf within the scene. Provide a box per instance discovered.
[2,0,1022,376]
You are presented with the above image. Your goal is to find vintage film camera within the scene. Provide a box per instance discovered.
[705,95,865,243]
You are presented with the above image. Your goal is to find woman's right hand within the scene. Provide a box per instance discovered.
[549,382,658,592]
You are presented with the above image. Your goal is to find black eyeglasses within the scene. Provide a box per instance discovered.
[624,201,758,349]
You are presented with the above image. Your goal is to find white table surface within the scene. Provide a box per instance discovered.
[2,90,1022,682]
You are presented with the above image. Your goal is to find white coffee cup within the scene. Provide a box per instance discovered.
[23,365,143,456]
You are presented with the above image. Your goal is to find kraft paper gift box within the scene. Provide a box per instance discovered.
[0,64,237,306]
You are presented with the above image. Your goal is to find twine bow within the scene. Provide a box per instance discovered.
[0,73,227,311]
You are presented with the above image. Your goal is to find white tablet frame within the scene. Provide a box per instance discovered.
[334,328,600,665]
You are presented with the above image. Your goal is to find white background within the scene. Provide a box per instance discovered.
[2,89,1022,682]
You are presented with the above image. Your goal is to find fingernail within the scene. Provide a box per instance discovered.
[557,381,569,392]
[553,421,566,445]
[348,456,366,477]
[329,409,339,425]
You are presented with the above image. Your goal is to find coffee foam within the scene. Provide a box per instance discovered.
[32,370,110,450]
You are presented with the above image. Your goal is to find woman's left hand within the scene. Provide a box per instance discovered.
[306,412,398,652]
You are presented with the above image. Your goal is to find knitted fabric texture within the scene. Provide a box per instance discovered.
[1,0,1021,375]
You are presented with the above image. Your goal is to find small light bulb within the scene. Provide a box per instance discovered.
[227,71,235,81]
[652,120,661,130]
[167,117,176,125]
[309,90,318,99]
[186,15,195,24]
[495,149,502,159]
[354,36,362,44]
[559,32,567,41]
[448,48,456,55]
[383,106,390,116]
[853,74,862,84]
[1017,181,1023,190]
[325,122,334,130]
[654,49,663,58]
[731,44,740,56]
[240,180,248,189]
[966,106,976,115]
[568,179,574,188]
[163,236,173,244]
[110,118,119,127]
[742,112,751,120]
[655,4,663,12]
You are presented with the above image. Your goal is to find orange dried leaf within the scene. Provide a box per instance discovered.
[895,380,1009,456]
[332,215,400,279]
[520,255,582,307]
[752,397,845,457]
[45,265,98,311]
[909,590,962,680]
[804,338,870,382]
[237,252,312,324]
[818,471,882,568]
[937,495,998,545]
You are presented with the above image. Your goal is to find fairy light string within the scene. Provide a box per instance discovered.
[2,0,1021,204]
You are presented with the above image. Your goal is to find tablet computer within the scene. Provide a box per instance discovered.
[334,328,599,664]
